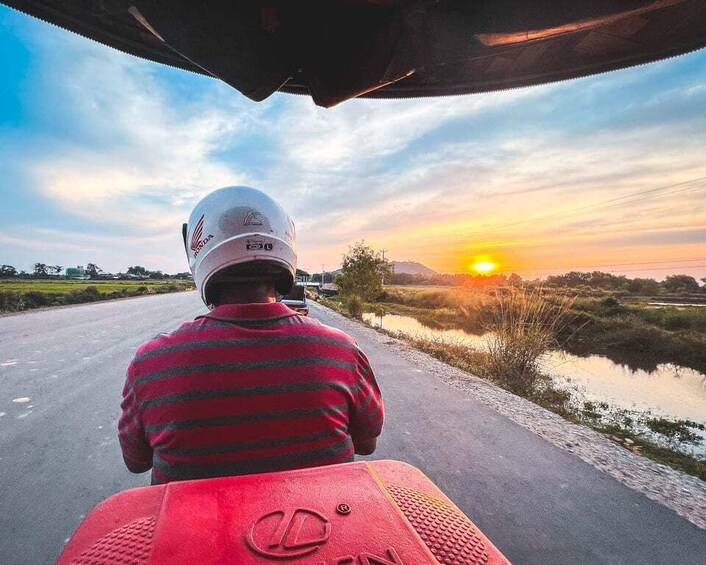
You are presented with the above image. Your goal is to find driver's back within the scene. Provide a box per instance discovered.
[118,302,383,484]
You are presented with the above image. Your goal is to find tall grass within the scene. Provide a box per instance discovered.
[478,287,575,395]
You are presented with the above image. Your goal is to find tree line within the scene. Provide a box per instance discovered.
[320,241,705,298]
[388,270,705,294]
[0,263,192,280]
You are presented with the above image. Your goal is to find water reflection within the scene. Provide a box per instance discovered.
[362,312,706,424]
[647,302,706,308]
[362,313,489,349]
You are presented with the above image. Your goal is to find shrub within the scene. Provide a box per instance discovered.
[345,295,364,318]
[22,291,51,309]
[82,286,101,300]
[66,286,102,304]
[479,287,575,395]
[645,418,703,444]
[0,291,21,312]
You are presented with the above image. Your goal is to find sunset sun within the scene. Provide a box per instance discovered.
[471,260,498,274]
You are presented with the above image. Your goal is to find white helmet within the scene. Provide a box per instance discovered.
[183,186,297,305]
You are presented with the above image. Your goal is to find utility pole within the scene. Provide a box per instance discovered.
[380,249,388,287]
[321,264,326,285]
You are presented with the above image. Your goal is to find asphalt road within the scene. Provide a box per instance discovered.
[0,292,704,564]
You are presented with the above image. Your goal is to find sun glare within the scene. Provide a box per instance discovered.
[471,261,497,274]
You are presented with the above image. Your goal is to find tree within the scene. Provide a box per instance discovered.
[625,277,660,295]
[662,274,700,293]
[86,263,103,278]
[0,265,17,277]
[336,241,393,301]
[50,265,63,276]
[508,273,523,286]
[33,263,49,277]
[127,265,148,276]
[545,270,626,290]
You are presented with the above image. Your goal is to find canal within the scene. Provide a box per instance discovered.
[362,312,706,452]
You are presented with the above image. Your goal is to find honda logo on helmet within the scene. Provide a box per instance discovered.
[190,214,214,258]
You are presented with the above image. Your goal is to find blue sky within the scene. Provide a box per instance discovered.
[1,6,705,279]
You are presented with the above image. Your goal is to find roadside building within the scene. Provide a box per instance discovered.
[295,268,311,284]
[65,266,89,280]
[319,282,339,297]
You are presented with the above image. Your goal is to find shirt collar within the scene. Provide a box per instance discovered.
[201,302,295,322]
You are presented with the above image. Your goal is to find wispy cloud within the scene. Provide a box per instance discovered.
[25,38,251,230]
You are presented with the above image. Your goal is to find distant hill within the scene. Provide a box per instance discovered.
[391,261,438,276]
[322,261,437,277]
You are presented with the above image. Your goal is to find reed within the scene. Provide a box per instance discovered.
[478,287,575,395]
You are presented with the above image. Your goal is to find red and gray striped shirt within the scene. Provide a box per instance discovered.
[118,302,383,484]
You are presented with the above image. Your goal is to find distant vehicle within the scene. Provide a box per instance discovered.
[281,283,309,316]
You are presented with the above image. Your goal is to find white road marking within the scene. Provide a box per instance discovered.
[12,397,31,403]
[1,361,18,367]
[0,412,6,417]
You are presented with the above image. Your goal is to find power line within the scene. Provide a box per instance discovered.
[513,265,706,276]
[493,182,704,234]
[499,258,706,273]
[460,175,706,239]
[605,265,705,272]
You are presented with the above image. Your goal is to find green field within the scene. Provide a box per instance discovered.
[0,279,190,293]
[0,278,195,313]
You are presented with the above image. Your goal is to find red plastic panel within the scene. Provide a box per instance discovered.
[387,485,490,565]
[72,517,156,565]
[57,460,510,564]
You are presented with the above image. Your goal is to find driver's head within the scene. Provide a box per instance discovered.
[183,186,296,307]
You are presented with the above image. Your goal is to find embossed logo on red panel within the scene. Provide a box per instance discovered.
[246,507,331,559]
